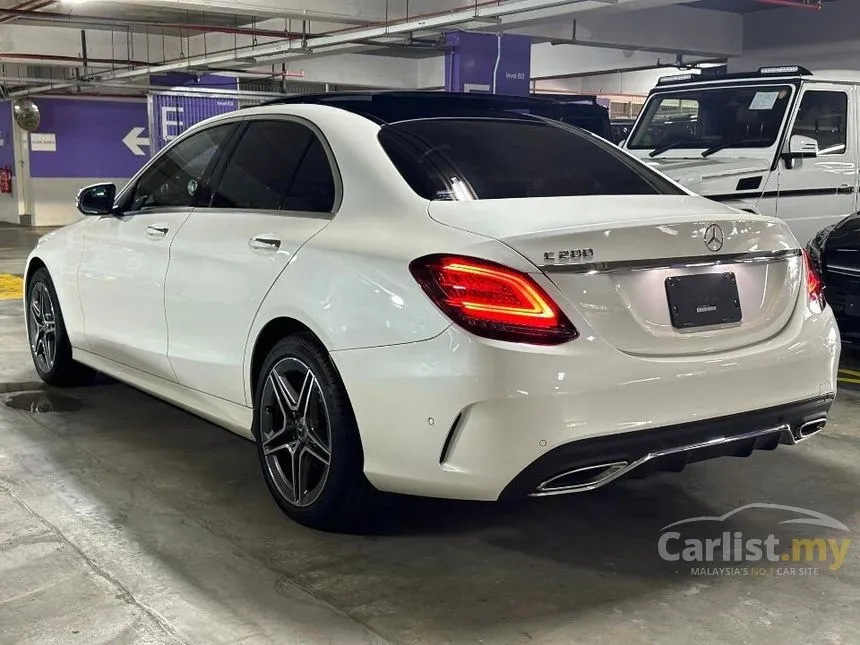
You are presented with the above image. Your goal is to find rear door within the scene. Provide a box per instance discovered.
[777,83,858,244]
[164,116,338,404]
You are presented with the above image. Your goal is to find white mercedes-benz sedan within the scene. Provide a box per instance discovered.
[25,92,840,531]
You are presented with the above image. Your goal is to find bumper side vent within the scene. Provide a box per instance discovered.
[439,411,466,465]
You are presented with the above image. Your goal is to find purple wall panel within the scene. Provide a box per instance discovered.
[29,98,148,179]
[0,102,14,175]
[150,93,238,152]
[495,34,531,95]
[444,32,531,96]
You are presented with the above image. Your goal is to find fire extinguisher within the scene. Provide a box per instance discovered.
[0,166,11,195]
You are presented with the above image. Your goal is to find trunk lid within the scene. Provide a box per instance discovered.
[429,195,802,356]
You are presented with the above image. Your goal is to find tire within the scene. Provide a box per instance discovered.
[26,268,96,387]
[253,333,376,532]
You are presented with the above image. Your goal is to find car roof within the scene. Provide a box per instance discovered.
[260,90,611,136]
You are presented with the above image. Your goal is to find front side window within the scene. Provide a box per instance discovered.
[628,84,793,153]
[791,90,848,156]
[129,124,232,210]
[379,117,683,201]
[211,120,336,213]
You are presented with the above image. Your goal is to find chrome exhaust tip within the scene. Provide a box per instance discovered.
[532,461,629,497]
[798,417,827,439]
[782,417,827,444]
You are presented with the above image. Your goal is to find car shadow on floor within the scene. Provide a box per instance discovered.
[4,381,859,640]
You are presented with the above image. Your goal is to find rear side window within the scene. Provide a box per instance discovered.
[212,120,336,213]
[378,118,682,200]
[283,137,336,213]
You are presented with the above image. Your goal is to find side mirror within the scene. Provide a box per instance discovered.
[788,134,819,157]
[76,183,117,216]
[782,134,819,169]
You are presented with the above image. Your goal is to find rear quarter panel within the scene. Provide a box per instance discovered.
[240,104,536,405]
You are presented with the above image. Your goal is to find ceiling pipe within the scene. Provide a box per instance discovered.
[110,0,605,75]
[0,76,303,98]
[0,0,55,25]
[753,0,822,9]
[11,0,608,97]
[0,52,149,67]
[0,7,303,38]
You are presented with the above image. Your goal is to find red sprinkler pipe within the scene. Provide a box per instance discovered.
[754,0,822,9]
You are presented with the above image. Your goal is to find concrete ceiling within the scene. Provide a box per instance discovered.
[0,0,853,97]
[684,0,828,13]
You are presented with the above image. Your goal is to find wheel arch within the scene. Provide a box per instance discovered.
[247,317,328,402]
[24,256,48,289]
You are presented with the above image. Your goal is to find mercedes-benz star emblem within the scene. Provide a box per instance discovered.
[703,223,724,252]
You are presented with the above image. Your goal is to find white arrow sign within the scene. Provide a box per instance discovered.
[123,127,150,156]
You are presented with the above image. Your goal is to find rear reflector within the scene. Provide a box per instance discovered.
[409,254,578,345]
[803,248,826,311]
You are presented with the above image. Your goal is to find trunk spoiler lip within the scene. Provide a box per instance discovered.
[539,248,801,275]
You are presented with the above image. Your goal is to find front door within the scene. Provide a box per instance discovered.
[77,123,234,380]
[777,83,858,244]
[165,117,337,404]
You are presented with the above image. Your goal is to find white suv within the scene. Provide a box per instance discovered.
[624,66,859,244]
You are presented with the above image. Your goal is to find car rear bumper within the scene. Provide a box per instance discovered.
[331,302,839,501]
[500,396,832,499]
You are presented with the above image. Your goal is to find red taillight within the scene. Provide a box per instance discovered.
[803,249,826,311]
[409,254,578,345]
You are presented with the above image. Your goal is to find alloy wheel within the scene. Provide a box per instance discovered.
[259,357,333,508]
[28,282,57,374]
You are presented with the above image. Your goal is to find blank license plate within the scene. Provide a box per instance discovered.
[665,272,742,329]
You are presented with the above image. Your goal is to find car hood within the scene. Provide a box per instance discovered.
[638,156,771,196]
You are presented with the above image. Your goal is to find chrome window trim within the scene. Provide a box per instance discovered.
[826,263,860,276]
[538,248,801,274]
[190,206,333,221]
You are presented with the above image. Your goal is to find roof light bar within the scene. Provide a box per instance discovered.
[758,65,812,75]
[657,73,696,85]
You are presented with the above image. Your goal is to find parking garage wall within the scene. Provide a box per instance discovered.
[27,97,148,226]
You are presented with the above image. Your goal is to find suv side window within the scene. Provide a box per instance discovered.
[211,119,336,213]
[129,124,232,211]
[792,90,848,156]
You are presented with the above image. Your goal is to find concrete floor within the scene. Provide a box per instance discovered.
[1,223,858,644]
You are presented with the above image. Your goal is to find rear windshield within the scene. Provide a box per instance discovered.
[378,117,683,201]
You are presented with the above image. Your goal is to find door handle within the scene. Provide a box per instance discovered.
[146,224,169,238]
[837,184,855,195]
[249,235,281,251]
